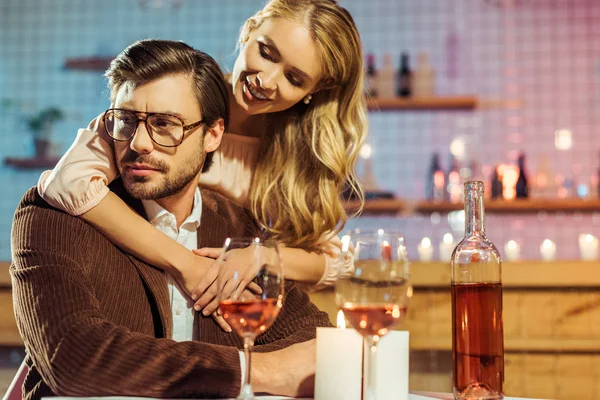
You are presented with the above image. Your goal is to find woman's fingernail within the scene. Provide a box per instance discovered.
[194,305,200,311]
[227,327,232,333]
[202,309,209,316]
[191,294,198,301]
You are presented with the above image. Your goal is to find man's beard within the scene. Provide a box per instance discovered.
[118,149,204,200]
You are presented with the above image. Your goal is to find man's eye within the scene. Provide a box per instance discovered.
[153,118,178,128]
[117,116,136,124]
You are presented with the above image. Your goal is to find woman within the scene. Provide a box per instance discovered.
[38,0,366,321]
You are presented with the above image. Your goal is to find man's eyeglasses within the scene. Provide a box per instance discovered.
[103,108,204,148]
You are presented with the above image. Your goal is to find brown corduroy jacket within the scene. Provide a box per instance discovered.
[10,185,332,400]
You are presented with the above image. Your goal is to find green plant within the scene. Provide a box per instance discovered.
[27,107,64,139]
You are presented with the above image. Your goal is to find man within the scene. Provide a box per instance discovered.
[11,39,330,400]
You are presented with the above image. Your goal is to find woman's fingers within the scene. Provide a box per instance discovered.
[211,312,232,333]
[194,247,222,259]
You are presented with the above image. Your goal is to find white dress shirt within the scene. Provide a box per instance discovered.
[143,188,202,341]
[142,188,246,381]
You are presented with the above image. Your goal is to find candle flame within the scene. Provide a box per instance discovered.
[336,310,346,329]
[443,233,454,245]
[507,240,518,250]
[420,237,431,248]
[579,233,597,244]
[542,239,554,248]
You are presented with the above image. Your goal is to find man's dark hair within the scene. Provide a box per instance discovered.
[105,39,229,173]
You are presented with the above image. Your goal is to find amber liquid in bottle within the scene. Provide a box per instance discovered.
[451,181,504,400]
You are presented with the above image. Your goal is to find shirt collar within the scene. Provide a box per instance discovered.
[142,187,202,230]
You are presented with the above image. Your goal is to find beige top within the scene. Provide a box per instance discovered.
[37,128,353,288]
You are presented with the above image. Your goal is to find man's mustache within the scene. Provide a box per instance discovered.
[119,151,169,172]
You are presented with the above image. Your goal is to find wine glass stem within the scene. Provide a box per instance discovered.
[363,335,378,400]
[239,336,255,399]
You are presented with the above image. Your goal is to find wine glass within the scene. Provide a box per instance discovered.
[335,229,413,400]
[217,237,284,400]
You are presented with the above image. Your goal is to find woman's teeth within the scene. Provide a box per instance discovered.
[246,79,268,100]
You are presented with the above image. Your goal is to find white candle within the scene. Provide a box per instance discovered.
[579,234,599,261]
[540,239,556,261]
[315,311,410,400]
[315,311,362,400]
[438,233,455,262]
[417,237,434,262]
[504,240,520,262]
[371,331,409,400]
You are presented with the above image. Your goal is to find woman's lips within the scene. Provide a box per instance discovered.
[243,77,269,102]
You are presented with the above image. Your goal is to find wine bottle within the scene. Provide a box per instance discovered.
[412,52,435,98]
[515,152,529,198]
[376,54,396,98]
[446,154,461,202]
[451,181,504,400]
[365,53,377,97]
[426,152,444,200]
[490,165,503,200]
[397,52,411,97]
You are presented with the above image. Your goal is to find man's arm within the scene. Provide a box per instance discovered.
[248,282,331,397]
[11,193,241,398]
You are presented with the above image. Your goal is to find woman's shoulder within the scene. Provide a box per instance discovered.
[217,132,261,159]
[221,132,261,146]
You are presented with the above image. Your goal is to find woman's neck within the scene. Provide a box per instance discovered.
[227,81,265,138]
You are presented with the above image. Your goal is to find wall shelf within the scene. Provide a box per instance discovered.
[61,60,479,112]
[345,199,405,214]
[366,95,477,111]
[64,56,114,71]
[4,156,61,169]
[346,198,600,215]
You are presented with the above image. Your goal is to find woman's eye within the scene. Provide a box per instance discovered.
[286,73,302,87]
[258,44,274,61]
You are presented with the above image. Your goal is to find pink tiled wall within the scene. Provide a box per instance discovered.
[345,0,600,261]
[0,0,599,261]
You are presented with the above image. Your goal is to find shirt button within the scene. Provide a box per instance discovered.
[175,307,183,316]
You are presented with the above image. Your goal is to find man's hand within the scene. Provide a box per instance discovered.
[252,339,316,398]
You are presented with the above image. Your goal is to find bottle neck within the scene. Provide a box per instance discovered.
[465,185,485,237]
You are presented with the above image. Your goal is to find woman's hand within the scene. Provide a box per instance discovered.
[172,255,214,298]
[173,253,237,333]
[191,247,267,316]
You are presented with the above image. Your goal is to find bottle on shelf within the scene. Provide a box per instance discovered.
[412,52,435,98]
[376,54,396,98]
[533,154,555,198]
[397,52,412,97]
[426,152,445,201]
[365,53,377,97]
[446,154,462,202]
[451,181,504,400]
[515,152,529,198]
[490,165,503,200]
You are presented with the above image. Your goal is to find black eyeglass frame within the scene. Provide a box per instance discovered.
[102,108,204,148]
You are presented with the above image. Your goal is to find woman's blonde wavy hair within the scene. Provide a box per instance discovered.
[240,0,367,251]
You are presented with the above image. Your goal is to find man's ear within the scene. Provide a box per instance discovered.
[203,118,225,153]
